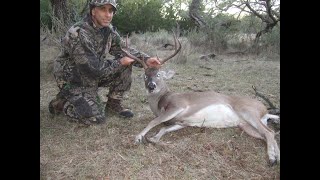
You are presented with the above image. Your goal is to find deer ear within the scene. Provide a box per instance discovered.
[162,70,175,79]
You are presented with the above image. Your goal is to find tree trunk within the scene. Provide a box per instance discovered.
[254,21,277,44]
[189,0,206,28]
[244,0,279,45]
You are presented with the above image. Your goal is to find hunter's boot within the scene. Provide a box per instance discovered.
[105,98,134,118]
[48,97,67,115]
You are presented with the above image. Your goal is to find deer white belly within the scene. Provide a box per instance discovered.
[178,104,240,128]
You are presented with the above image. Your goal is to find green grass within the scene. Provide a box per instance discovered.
[40,31,280,179]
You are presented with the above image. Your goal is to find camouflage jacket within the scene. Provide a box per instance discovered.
[54,14,150,89]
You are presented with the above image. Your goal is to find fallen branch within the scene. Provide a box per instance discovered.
[199,53,216,60]
[252,85,280,119]
[163,43,174,48]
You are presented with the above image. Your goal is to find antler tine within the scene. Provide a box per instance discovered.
[161,31,181,64]
[120,35,148,69]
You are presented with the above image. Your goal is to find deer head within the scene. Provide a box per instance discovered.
[121,32,181,94]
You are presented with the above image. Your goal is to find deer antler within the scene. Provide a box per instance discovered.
[120,35,148,69]
[160,31,181,64]
[120,32,181,68]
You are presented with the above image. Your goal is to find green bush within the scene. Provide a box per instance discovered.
[260,24,280,55]
[40,0,52,29]
[113,0,165,34]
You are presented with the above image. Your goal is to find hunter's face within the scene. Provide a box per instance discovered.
[92,4,114,28]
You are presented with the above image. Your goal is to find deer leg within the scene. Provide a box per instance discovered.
[263,129,280,166]
[135,108,184,144]
[148,124,185,143]
[238,122,264,139]
[240,114,280,166]
[257,125,279,165]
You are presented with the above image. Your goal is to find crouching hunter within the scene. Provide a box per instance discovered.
[49,0,161,125]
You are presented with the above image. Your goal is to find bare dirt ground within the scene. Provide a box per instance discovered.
[40,35,280,179]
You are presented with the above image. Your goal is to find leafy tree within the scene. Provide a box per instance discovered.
[214,0,280,43]
[113,0,164,34]
[162,0,195,34]
[239,15,263,34]
[189,0,206,27]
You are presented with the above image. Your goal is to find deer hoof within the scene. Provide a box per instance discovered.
[269,158,278,167]
[270,151,280,166]
[270,160,276,166]
[135,135,144,144]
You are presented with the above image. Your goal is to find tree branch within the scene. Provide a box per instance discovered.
[189,0,207,27]
[252,85,277,109]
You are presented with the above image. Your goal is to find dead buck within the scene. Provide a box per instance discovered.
[121,33,280,166]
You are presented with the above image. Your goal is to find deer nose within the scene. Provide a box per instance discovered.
[147,82,156,90]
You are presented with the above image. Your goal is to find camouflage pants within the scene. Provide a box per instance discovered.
[54,65,133,124]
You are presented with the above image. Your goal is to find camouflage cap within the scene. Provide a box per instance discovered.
[90,0,117,10]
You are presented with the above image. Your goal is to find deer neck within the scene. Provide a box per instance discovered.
[147,84,171,116]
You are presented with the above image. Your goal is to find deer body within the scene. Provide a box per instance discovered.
[138,70,280,165]
[149,91,249,128]
[120,33,280,166]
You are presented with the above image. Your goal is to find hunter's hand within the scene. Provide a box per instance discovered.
[146,57,161,68]
[120,57,135,66]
